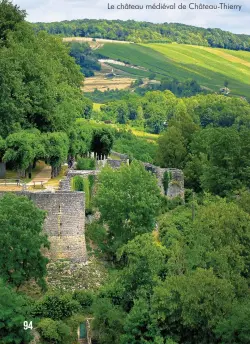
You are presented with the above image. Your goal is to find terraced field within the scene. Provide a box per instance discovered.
[96,43,250,97]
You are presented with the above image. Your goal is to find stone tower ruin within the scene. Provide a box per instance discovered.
[0,191,87,263]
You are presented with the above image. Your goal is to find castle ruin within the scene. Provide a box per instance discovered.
[0,191,87,263]
[0,157,184,266]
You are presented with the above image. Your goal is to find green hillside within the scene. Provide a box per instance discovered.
[96,43,250,98]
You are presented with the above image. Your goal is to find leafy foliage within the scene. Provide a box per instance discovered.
[91,127,114,159]
[0,194,49,289]
[113,130,157,163]
[0,0,26,43]
[33,293,80,320]
[3,130,44,175]
[43,132,69,178]
[94,161,161,257]
[0,3,83,138]
[76,157,96,170]
[92,198,250,343]
[68,41,101,77]
[0,279,33,343]
[37,318,72,344]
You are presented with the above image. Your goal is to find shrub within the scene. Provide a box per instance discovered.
[33,293,80,320]
[73,176,84,191]
[72,176,92,214]
[73,290,95,311]
[76,158,96,170]
[37,318,72,344]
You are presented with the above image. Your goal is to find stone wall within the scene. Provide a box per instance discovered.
[0,191,87,263]
[107,159,128,168]
[60,162,184,199]
[143,163,184,198]
[110,150,129,160]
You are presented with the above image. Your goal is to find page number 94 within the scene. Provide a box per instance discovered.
[23,321,33,330]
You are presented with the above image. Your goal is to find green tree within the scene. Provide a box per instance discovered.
[3,130,44,178]
[92,298,125,344]
[68,41,101,77]
[102,100,129,124]
[0,0,26,43]
[92,234,167,343]
[43,132,69,178]
[82,96,93,119]
[152,269,235,343]
[156,127,187,168]
[68,124,93,159]
[91,127,114,159]
[0,193,49,289]
[199,127,242,195]
[149,72,156,80]
[0,279,33,343]
[94,161,161,256]
[0,10,83,138]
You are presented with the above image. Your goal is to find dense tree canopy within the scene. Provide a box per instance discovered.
[68,41,101,77]
[0,1,84,138]
[92,197,250,344]
[33,19,250,51]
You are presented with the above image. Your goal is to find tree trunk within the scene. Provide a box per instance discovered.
[18,169,26,178]
[51,166,56,179]
[28,164,32,179]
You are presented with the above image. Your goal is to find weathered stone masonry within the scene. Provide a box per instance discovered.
[0,191,87,263]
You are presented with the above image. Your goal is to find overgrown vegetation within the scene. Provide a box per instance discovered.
[76,157,96,170]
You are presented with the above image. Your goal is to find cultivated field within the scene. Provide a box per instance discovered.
[83,75,134,92]
[96,43,250,97]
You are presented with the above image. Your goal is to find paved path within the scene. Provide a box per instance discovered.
[27,165,51,186]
